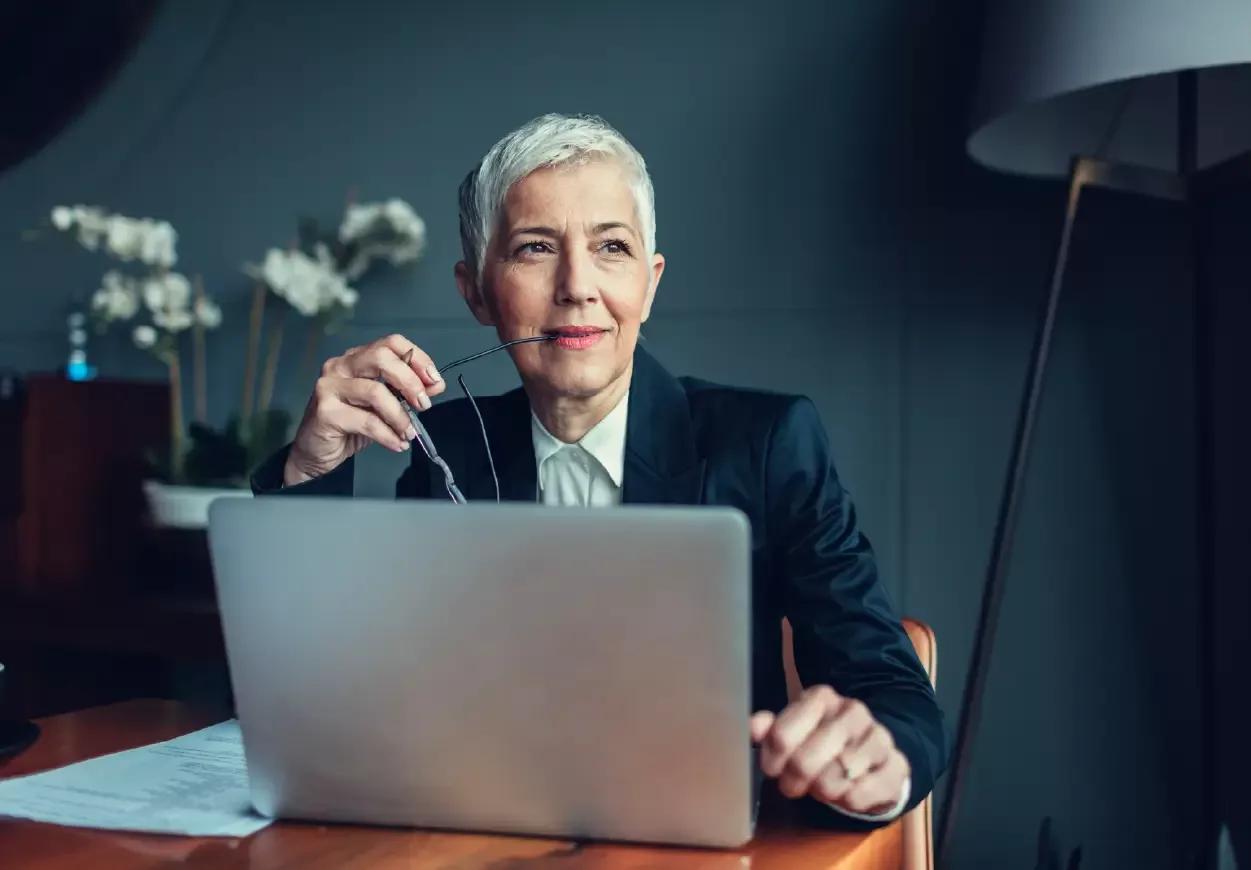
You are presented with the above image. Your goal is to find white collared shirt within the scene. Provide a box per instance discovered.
[528,393,909,822]
[531,392,629,508]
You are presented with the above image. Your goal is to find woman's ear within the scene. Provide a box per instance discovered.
[640,252,665,323]
[455,261,494,326]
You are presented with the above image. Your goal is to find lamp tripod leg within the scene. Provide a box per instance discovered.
[936,158,1092,866]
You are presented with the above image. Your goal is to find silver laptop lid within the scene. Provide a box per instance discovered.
[208,496,754,847]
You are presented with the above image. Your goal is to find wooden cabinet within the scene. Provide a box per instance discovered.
[1,374,168,600]
[0,374,227,719]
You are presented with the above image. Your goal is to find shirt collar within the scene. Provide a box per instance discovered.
[530,391,629,488]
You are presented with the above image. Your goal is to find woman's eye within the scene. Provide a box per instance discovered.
[515,241,552,256]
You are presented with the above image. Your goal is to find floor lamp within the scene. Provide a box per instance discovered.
[937,3,1251,867]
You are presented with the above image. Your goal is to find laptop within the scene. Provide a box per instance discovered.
[207,496,755,847]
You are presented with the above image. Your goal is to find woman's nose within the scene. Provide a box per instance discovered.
[556,247,598,305]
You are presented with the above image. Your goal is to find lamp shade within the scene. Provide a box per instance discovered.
[969,0,1251,177]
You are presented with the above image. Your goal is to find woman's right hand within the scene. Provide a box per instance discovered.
[283,334,446,486]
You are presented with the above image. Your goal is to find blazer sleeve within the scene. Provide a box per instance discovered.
[765,396,948,820]
[250,443,435,500]
[250,443,355,497]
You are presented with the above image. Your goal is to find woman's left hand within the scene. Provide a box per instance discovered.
[751,685,909,815]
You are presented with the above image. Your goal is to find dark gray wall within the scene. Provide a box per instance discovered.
[0,1,1205,866]
[1205,189,1251,866]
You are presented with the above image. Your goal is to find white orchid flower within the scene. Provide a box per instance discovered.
[245,248,293,292]
[51,206,73,230]
[139,220,178,268]
[141,271,191,314]
[194,295,222,329]
[386,199,424,237]
[105,216,142,261]
[164,271,192,308]
[51,207,179,266]
[90,270,140,321]
[313,242,337,269]
[338,203,382,243]
[132,324,158,348]
[337,197,426,279]
[246,247,356,317]
[141,279,165,311]
[153,307,195,332]
[69,206,108,250]
[386,236,424,265]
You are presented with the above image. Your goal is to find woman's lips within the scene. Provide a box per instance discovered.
[545,327,608,350]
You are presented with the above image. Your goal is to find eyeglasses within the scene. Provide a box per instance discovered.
[384,336,555,504]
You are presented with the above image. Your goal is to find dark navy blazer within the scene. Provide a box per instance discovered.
[253,345,948,824]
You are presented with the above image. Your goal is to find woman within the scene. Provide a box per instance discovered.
[254,113,946,825]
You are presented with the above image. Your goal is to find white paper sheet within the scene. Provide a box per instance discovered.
[0,720,273,837]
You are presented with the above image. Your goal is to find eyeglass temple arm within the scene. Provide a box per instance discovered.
[412,415,466,504]
[437,335,555,374]
[397,335,555,505]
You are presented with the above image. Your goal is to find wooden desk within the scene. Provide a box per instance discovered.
[0,700,903,868]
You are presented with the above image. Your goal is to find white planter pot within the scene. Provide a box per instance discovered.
[142,480,251,530]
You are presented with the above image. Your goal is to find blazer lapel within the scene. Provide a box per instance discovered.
[460,346,704,506]
[621,346,706,507]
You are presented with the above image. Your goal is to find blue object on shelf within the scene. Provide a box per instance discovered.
[65,311,96,381]
[66,359,97,382]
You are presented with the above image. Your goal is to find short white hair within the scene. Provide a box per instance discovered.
[458,113,656,280]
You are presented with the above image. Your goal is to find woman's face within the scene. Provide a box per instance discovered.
[456,160,664,401]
